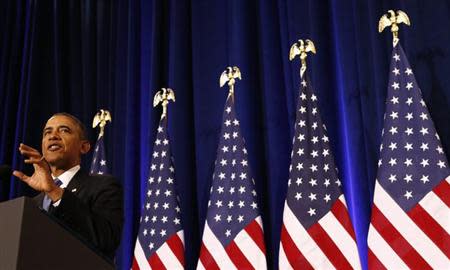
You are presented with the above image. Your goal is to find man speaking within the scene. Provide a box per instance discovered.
[12,113,123,260]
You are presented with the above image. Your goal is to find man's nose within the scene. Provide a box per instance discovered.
[48,131,61,139]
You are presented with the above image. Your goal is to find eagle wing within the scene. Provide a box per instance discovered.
[153,91,162,107]
[220,70,229,87]
[378,14,391,33]
[167,88,176,102]
[396,10,410,26]
[92,112,101,128]
[289,43,300,61]
[305,39,316,54]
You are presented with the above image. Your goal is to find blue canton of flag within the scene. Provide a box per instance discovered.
[133,117,185,269]
[90,135,109,175]
[198,95,267,270]
[279,75,361,269]
[368,44,450,269]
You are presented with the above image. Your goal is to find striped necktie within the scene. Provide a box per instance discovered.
[42,178,63,211]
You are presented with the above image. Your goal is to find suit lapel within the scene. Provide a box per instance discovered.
[65,169,87,196]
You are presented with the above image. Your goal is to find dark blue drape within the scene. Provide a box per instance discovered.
[1,0,449,269]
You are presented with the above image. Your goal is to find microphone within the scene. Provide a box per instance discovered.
[0,165,12,181]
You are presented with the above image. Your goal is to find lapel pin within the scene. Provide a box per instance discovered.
[71,188,77,193]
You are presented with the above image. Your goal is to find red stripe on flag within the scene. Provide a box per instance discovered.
[308,222,353,269]
[280,224,313,269]
[244,219,266,254]
[199,243,220,270]
[149,253,166,270]
[225,240,254,270]
[371,205,432,270]
[433,179,450,207]
[331,199,357,240]
[166,233,185,266]
[131,257,140,270]
[368,248,387,270]
[408,204,450,258]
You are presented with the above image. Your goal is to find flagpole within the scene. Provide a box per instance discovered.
[378,9,411,47]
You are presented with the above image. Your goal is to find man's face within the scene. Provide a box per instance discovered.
[42,115,89,170]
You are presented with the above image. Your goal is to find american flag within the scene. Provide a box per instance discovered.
[367,44,450,269]
[90,134,109,175]
[132,117,185,269]
[197,95,267,270]
[279,75,361,269]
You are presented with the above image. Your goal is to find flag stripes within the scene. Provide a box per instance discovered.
[280,196,361,269]
[369,181,449,269]
[198,218,265,270]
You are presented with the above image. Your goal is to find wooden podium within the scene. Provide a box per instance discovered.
[0,197,114,270]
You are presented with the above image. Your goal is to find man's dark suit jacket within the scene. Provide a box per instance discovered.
[33,170,123,260]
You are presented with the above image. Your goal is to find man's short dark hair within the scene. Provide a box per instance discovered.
[50,112,88,140]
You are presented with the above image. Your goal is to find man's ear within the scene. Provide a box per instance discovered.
[80,140,91,155]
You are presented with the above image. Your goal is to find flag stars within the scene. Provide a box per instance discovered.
[420,143,429,151]
[215,200,223,208]
[406,82,413,90]
[310,164,318,172]
[420,159,429,167]
[404,174,413,183]
[404,143,413,151]
[301,80,307,87]
[296,178,303,185]
[227,215,232,223]
[239,172,247,180]
[300,92,307,100]
[419,127,428,136]
[214,214,221,222]
[225,230,231,237]
[225,107,231,114]
[419,112,428,121]
[405,113,413,121]
[309,179,317,186]
[324,179,330,187]
[388,142,397,151]
[404,191,413,200]
[389,126,398,135]
[437,160,446,168]
[308,193,317,201]
[311,150,319,158]
[390,111,399,119]
[324,194,331,203]
[322,149,329,157]
[160,230,167,237]
[238,186,246,194]
[393,54,400,61]
[388,158,397,166]
[404,158,413,167]
[298,134,305,142]
[391,82,400,90]
[420,175,430,184]
[436,146,444,154]
[251,202,258,209]
[238,201,245,208]
[405,68,413,75]
[390,96,399,104]
[335,179,342,186]
[311,136,319,144]
[238,215,244,223]
[388,174,397,183]
[406,98,413,106]
[157,126,164,133]
[308,208,316,216]
[295,192,302,200]
[311,94,317,101]
[405,127,413,135]
[299,106,307,114]
[299,120,306,127]
[392,68,400,75]
[312,108,318,115]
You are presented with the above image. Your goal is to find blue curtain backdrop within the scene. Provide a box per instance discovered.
[1,0,449,269]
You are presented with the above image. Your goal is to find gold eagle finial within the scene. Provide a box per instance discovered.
[220,66,242,98]
[289,39,316,78]
[379,10,410,47]
[153,88,175,119]
[92,109,112,138]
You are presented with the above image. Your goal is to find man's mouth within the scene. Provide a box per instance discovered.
[48,144,63,151]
